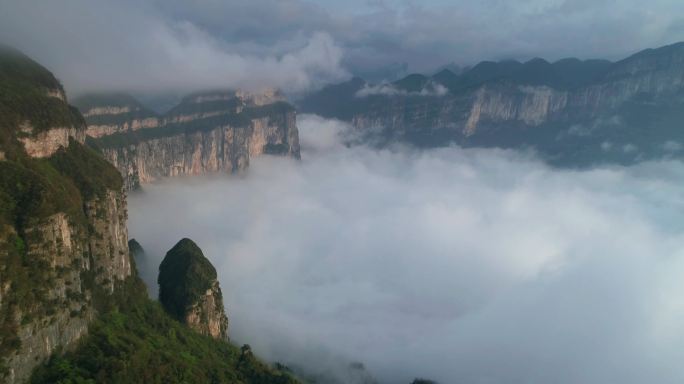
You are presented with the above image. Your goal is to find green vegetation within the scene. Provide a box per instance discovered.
[0,139,123,230]
[0,228,51,376]
[158,238,217,321]
[30,276,298,384]
[0,46,127,377]
[393,74,428,93]
[166,97,241,118]
[0,137,124,373]
[71,93,150,113]
[48,138,123,199]
[0,45,83,139]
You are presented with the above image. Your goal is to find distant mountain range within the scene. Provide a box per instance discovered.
[299,42,684,166]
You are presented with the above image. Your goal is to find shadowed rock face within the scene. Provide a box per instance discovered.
[75,90,300,190]
[158,238,229,340]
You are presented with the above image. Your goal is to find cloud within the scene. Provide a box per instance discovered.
[127,115,684,384]
[355,82,448,97]
[664,141,683,152]
[0,0,347,95]
[3,0,684,95]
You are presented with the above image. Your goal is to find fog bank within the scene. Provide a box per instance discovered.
[129,115,684,384]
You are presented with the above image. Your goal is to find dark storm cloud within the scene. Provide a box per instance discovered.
[128,115,684,384]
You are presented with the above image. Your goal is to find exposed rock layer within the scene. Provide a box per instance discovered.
[77,90,299,189]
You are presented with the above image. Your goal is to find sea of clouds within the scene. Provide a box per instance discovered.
[129,115,684,384]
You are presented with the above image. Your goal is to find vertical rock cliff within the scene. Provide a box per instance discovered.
[158,238,229,340]
[75,90,300,190]
[0,46,132,383]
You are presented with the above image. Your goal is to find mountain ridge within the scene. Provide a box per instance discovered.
[299,41,684,166]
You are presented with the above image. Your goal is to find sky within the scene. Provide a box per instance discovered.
[2,0,684,94]
[128,115,684,384]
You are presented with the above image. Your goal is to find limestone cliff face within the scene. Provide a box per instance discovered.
[86,117,160,138]
[0,48,133,383]
[84,190,131,293]
[17,125,85,158]
[81,90,300,190]
[184,280,229,340]
[1,191,131,383]
[464,85,569,135]
[158,239,228,340]
[0,215,92,384]
[72,93,159,139]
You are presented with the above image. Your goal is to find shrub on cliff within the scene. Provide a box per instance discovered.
[30,293,297,384]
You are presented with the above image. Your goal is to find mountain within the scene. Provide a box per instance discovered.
[158,238,229,340]
[299,42,684,166]
[0,47,299,384]
[0,45,132,383]
[298,77,368,121]
[74,88,300,190]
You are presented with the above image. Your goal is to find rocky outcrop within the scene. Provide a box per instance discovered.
[464,85,569,135]
[82,90,300,190]
[17,124,85,158]
[86,117,160,138]
[158,238,228,340]
[184,280,229,340]
[236,88,285,106]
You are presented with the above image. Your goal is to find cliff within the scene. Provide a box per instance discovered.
[300,41,684,166]
[75,89,300,190]
[158,238,228,340]
[0,47,131,383]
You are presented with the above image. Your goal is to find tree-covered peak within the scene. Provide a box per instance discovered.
[158,238,218,321]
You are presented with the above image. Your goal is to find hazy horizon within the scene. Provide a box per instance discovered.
[2,0,684,94]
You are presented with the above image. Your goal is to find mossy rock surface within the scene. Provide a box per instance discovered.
[158,238,218,321]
